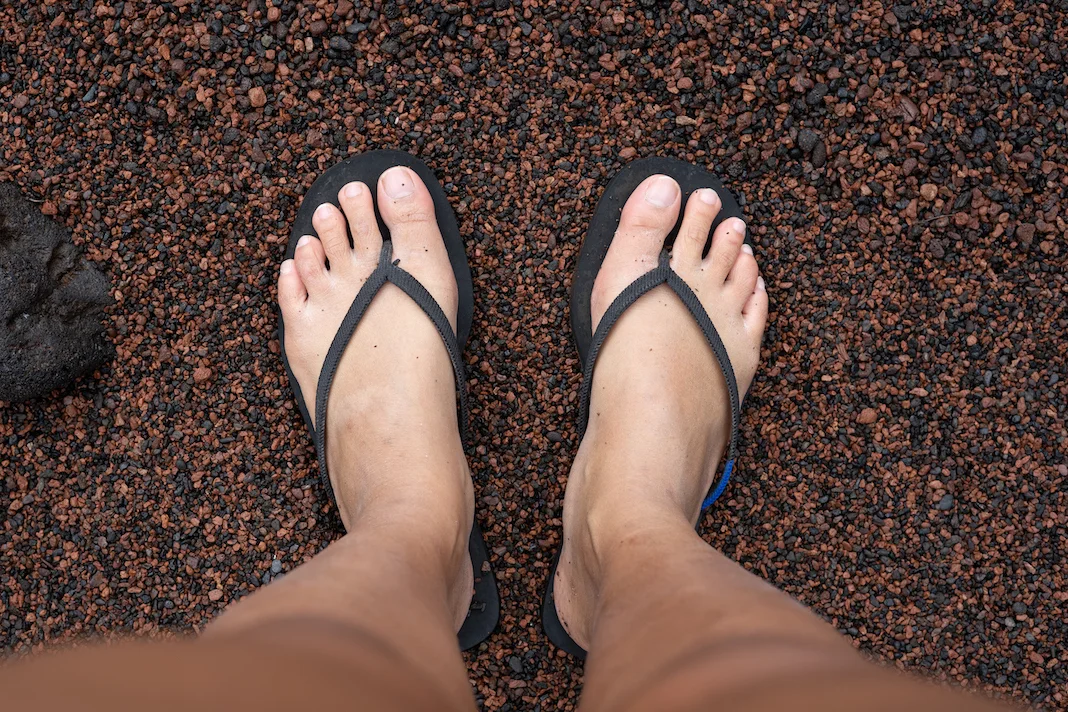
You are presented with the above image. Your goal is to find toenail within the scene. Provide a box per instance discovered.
[382,167,414,199]
[730,218,747,233]
[314,203,333,219]
[297,235,312,247]
[280,260,294,274]
[742,244,754,256]
[343,183,363,198]
[698,188,719,205]
[644,176,678,207]
[757,276,766,291]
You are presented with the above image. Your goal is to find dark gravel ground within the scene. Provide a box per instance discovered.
[1,1,1066,709]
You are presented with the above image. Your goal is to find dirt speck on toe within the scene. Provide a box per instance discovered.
[1,2,1066,710]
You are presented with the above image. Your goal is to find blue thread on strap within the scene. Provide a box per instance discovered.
[701,459,735,510]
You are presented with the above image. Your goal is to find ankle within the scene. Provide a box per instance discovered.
[574,414,729,522]
[588,497,695,565]
[555,470,701,649]
[562,453,690,572]
[351,493,472,580]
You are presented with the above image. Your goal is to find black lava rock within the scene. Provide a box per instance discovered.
[811,141,827,167]
[935,493,956,511]
[329,36,352,52]
[0,184,113,402]
[798,129,820,153]
[806,83,828,106]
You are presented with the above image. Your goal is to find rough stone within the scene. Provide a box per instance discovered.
[811,141,827,167]
[0,184,113,402]
[248,86,266,108]
[1016,223,1036,245]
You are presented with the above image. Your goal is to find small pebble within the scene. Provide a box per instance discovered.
[248,87,267,108]
[935,494,956,511]
[329,36,352,52]
[798,129,819,153]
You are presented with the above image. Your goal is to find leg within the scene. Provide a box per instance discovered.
[554,176,1009,712]
[1,167,478,712]
[212,165,478,705]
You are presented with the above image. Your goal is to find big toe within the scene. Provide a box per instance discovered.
[592,175,681,324]
[375,165,458,323]
[377,167,442,259]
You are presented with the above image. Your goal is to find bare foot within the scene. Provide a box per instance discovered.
[277,166,473,629]
[553,175,769,649]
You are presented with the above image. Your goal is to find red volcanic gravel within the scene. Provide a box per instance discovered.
[1,2,1066,710]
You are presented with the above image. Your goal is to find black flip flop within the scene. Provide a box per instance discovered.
[541,157,752,659]
[278,150,499,651]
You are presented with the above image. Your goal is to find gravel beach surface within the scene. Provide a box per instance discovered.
[1,2,1065,709]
